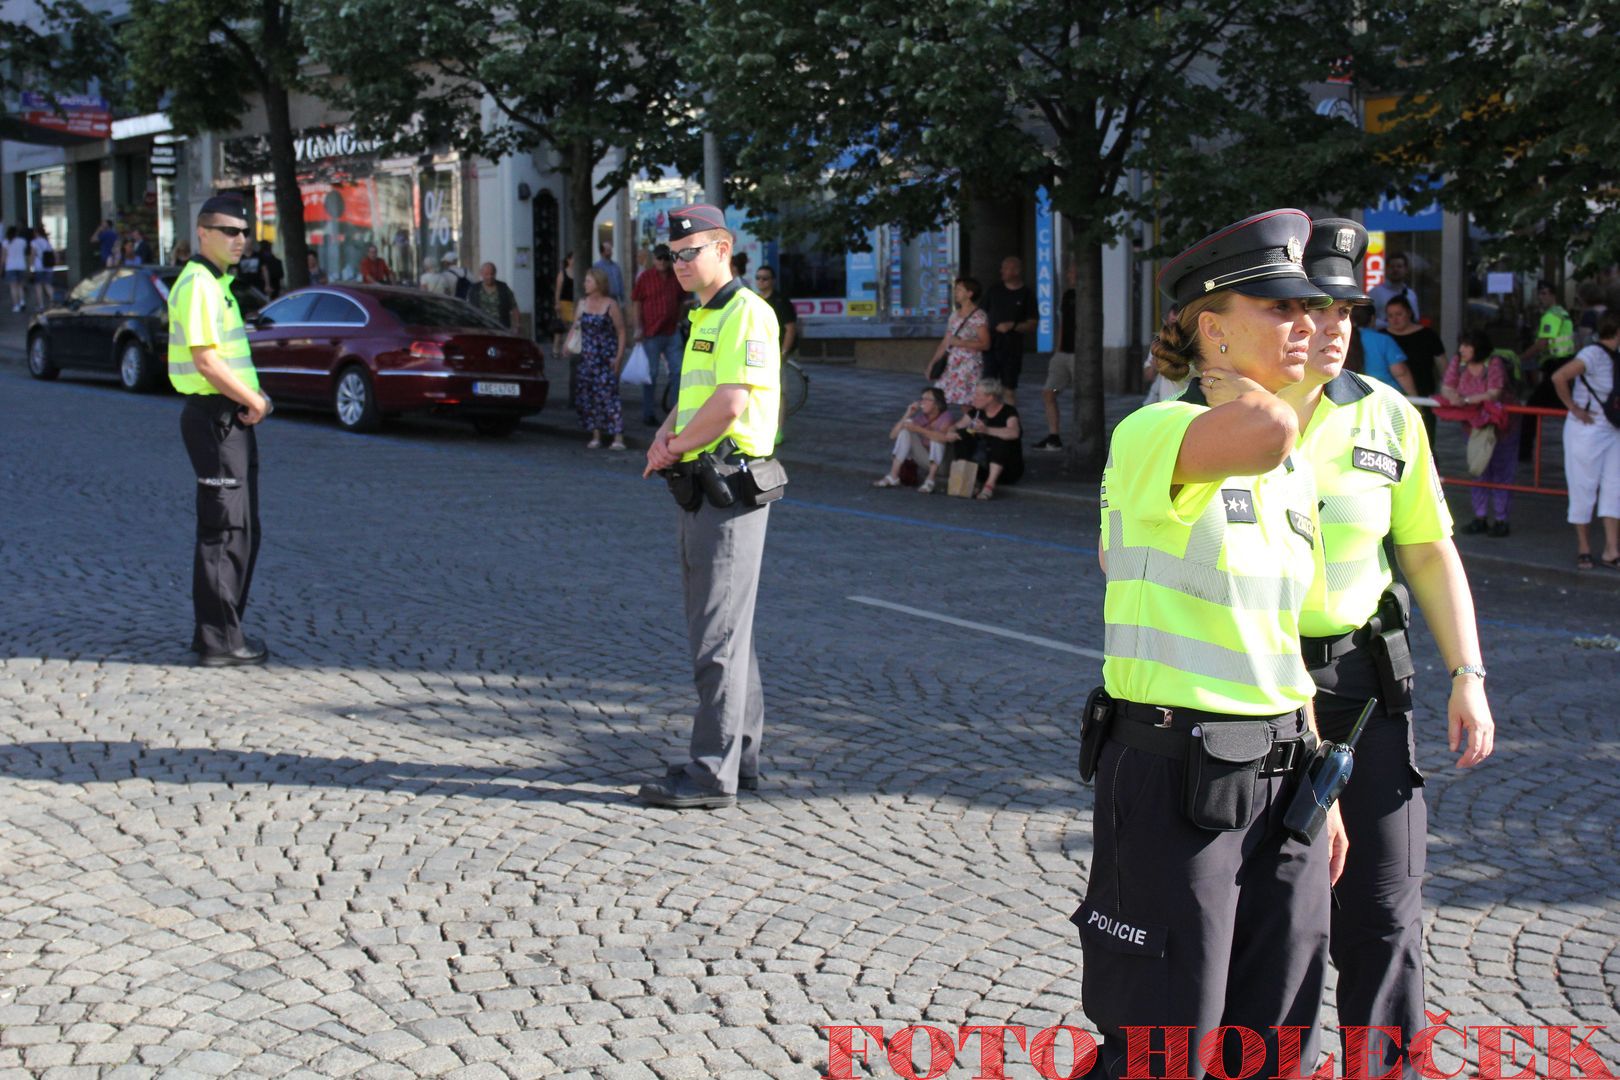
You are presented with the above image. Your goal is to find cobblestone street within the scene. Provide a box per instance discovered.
[2,362,1618,1079]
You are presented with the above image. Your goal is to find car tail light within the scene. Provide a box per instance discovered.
[410,340,445,362]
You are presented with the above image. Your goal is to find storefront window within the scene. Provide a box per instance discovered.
[26,167,67,274]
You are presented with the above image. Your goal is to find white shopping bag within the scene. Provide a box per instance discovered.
[620,343,652,385]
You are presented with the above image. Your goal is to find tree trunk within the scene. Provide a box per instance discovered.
[262,81,309,290]
[1068,234,1107,475]
[568,137,596,303]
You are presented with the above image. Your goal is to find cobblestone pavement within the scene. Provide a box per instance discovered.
[1,363,1618,1079]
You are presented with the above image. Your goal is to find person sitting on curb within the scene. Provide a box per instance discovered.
[874,386,956,493]
[952,377,1024,499]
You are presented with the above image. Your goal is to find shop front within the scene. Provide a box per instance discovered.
[221,126,467,288]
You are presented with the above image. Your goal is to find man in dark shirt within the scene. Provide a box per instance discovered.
[980,256,1037,404]
[1037,263,1078,450]
[256,240,284,298]
[474,261,521,332]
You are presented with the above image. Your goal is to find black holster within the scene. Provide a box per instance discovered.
[1369,584,1415,709]
[1078,686,1113,783]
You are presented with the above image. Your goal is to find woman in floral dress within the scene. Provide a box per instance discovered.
[574,267,628,450]
[927,276,991,407]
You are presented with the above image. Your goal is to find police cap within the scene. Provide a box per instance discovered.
[666,204,727,240]
[1304,217,1369,302]
[198,194,249,221]
[1157,209,1328,308]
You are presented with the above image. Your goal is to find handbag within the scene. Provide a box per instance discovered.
[1465,424,1497,476]
[563,323,583,357]
[947,458,978,497]
[620,342,652,385]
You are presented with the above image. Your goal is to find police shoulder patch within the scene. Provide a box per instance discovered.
[1221,488,1257,523]
[1351,446,1404,482]
[745,339,769,367]
[1287,509,1315,547]
[691,338,714,353]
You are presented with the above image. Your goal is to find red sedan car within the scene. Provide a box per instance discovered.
[247,285,547,435]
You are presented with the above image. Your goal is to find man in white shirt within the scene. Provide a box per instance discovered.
[1368,251,1420,329]
[29,226,55,311]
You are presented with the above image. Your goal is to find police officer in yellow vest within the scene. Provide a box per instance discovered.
[1074,210,1347,1080]
[640,204,784,809]
[1283,218,1495,1079]
[1523,278,1578,424]
[169,195,272,667]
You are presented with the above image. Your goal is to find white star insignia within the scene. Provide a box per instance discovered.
[1227,496,1248,513]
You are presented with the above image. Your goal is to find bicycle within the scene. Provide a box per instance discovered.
[662,357,809,417]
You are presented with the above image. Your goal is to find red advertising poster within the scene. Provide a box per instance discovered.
[18,92,110,139]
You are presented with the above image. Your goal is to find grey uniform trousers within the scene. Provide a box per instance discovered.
[1075,711,1331,1080]
[677,495,770,795]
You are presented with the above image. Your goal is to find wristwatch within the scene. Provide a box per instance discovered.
[1450,663,1487,681]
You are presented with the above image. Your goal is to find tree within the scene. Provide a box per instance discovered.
[703,0,1403,473]
[0,0,119,101]
[123,0,313,287]
[308,0,695,303]
[1384,0,1620,275]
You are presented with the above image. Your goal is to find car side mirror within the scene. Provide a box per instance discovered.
[245,313,270,329]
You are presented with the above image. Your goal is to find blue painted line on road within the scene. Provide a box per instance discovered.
[781,498,1096,556]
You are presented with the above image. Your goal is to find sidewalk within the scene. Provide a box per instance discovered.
[1,302,1603,591]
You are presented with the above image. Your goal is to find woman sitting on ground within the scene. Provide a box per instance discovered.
[952,377,1024,499]
[874,386,956,493]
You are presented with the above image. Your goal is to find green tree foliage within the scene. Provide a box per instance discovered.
[703,0,1402,470]
[1385,0,1620,274]
[0,0,119,101]
[308,0,695,295]
[124,0,314,286]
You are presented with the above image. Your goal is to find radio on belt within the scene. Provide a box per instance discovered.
[1283,697,1377,844]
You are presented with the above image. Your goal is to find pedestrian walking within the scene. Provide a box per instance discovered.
[1285,218,1495,1079]
[1369,251,1420,329]
[926,277,989,407]
[980,256,1036,404]
[1076,209,1346,1080]
[751,264,798,444]
[305,250,327,285]
[257,240,284,298]
[4,226,29,312]
[1550,315,1620,569]
[574,266,627,450]
[593,239,623,301]
[630,244,687,425]
[472,262,521,334]
[359,243,393,284]
[29,225,54,311]
[95,220,119,268]
[1439,331,1517,535]
[167,195,271,667]
[418,252,457,296]
[640,203,785,810]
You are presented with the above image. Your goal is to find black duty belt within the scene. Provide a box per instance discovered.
[1299,624,1374,669]
[1110,700,1307,776]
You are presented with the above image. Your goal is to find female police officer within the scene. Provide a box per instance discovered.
[1282,218,1495,1078]
[1076,209,1346,1080]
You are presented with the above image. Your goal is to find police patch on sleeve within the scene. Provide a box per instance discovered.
[745,340,769,367]
[1287,509,1315,547]
[1070,902,1167,957]
[1351,446,1405,482]
[1221,489,1257,523]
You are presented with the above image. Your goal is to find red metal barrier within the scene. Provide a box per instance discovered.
[1414,400,1568,498]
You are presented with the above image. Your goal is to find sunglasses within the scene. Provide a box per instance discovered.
[203,224,251,238]
[668,239,722,264]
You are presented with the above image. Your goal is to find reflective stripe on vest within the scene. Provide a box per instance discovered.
[167,262,257,395]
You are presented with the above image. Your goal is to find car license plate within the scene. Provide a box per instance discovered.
[473,381,521,397]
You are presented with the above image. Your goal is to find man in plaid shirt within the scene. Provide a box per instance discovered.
[632,244,691,425]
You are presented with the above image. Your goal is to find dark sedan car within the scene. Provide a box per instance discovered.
[26,265,268,392]
[246,285,547,435]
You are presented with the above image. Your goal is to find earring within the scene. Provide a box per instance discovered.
[1219,343,1228,354]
